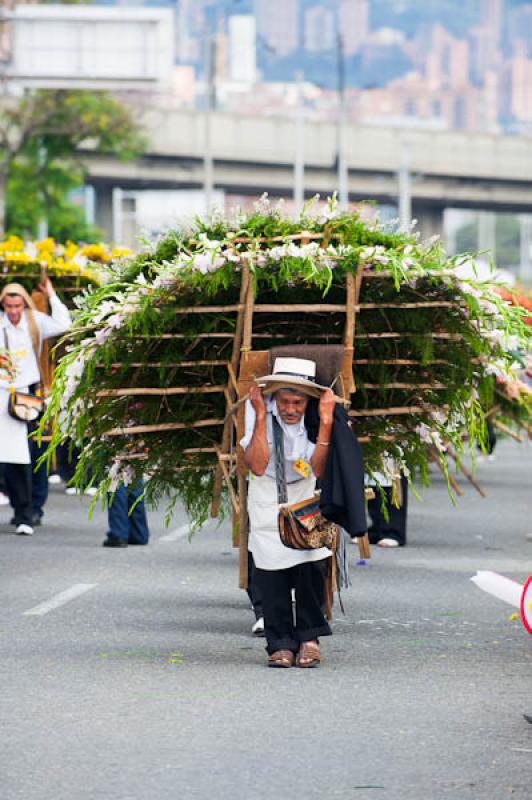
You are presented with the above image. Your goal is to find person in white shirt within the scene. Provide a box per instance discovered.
[0,279,71,535]
[240,357,336,669]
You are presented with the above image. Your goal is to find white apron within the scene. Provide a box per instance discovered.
[248,472,332,571]
[0,387,31,464]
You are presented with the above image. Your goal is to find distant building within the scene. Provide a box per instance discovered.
[355,69,497,134]
[228,15,256,85]
[508,5,532,56]
[425,24,469,90]
[509,41,532,123]
[470,25,501,82]
[339,0,369,55]
[255,0,298,58]
[304,5,335,53]
[481,0,504,45]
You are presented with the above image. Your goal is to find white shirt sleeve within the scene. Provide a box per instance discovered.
[239,399,256,450]
[36,294,72,341]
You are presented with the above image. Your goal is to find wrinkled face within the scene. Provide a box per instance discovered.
[274,389,308,425]
[2,294,25,326]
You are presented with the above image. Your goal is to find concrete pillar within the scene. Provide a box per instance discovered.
[520,214,532,282]
[412,204,444,243]
[477,210,496,261]
[92,183,114,242]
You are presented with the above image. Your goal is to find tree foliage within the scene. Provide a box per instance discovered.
[0,90,146,239]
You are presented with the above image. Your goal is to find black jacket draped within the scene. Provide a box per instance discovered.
[305,401,366,538]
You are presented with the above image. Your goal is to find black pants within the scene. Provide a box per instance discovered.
[246,552,263,621]
[5,415,48,522]
[255,559,332,655]
[367,476,408,546]
[5,463,33,526]
[56,442,79,484]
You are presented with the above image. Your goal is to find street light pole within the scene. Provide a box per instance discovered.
[293,69,305,215]
[337,31,348,209]
[398,138,412,231]
[202,26,215,216]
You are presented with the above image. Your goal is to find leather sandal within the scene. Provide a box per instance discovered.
[296,640,321,668]
[267,649,295,668]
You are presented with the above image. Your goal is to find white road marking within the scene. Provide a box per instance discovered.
[158,524,191,542]
[23,583,97,616]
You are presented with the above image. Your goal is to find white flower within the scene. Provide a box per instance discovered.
[268,246,285,262]
[108,459,135,492]
[95,327,113,345]
[253,192,270,213]
[192,253,225,273]
[223,247,241,263]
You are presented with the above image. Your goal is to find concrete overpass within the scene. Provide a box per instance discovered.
[86,107,532,242]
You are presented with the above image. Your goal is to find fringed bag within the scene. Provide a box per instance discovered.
[272,416,338,551]
[8,388,44,422]
[3,328,44,423]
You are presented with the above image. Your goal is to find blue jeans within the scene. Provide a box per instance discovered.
[106,481,150,544]
[29,433,48,519]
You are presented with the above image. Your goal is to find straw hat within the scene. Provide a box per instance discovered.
[0,283,36,310]
[257,357,328,399]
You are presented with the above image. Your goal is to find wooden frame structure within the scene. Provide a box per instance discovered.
[35,232,506,578]
[204,260,376,587]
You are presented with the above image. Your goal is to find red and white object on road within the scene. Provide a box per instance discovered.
[471,571,532,635]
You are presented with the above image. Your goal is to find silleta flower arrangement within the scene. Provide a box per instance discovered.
[41,197,531,529]
[0,236,132,301]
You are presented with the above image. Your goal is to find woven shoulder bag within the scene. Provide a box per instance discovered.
[272,415,338,551]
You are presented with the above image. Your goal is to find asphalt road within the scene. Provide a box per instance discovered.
[0,440,531,800]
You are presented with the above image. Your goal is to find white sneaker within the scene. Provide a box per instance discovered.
[0,492,9,506]
[84,487,98,496]
[65,487,79,495]
[251,617,265,636]
[377,538,399,548]
[16,524,34,536]
[48,474,62,485]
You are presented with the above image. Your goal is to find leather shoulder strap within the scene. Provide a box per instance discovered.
[25,310,43,386]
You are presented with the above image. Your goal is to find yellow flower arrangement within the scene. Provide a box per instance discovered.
[80,243,112,263]
[0,237,132,291]
[0,235,25,254]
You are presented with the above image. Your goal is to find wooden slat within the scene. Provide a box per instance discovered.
[353,332,464,340]
[428,445,463,497]
[445,446,487,498]
[97,386,225,397]
[357,301,456,310]
[253,304,346,313]
[353,359,448,365]
[214,447,240,517]
[104,419,224,436]
[493,419,523,442]
[349,405,442,417]
[361,383,446,390]
[98,361,227,368]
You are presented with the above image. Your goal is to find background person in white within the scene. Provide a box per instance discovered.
[0,279,71,535]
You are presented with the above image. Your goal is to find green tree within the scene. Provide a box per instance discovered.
[0,90,146,239]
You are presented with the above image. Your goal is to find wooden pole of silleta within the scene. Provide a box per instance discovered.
[210,265,250,520]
